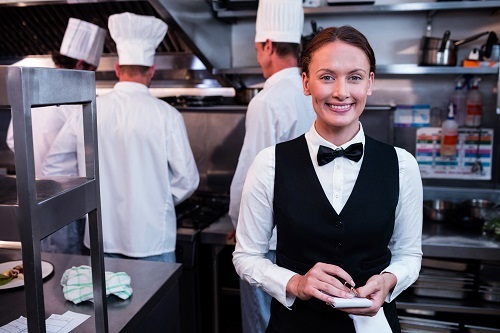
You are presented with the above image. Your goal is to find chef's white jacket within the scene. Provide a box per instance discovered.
[228,67,316,250]
[6,105,77,176]
[43,82,199,257]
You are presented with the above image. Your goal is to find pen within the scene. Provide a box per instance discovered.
[338,278,358,297]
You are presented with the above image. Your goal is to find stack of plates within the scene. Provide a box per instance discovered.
[399,316,460,333]
[411,267,475,299]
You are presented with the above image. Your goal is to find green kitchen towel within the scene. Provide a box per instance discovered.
[60,265,133,304]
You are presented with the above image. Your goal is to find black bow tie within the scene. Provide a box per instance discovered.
[317,143,363,166]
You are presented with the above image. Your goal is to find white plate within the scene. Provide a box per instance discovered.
[0,260,54,290]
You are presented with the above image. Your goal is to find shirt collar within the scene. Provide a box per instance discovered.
[306,121,366,151]
[263,67,301,89]
[113,81,152,95]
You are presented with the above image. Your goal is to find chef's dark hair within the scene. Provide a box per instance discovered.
[51,51,95,70]
[259,42,301,61]
[300,26,376,76]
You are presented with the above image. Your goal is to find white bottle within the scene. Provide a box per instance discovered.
[465,77,482,127]
[450,78,466,126]
[441,103,459,158]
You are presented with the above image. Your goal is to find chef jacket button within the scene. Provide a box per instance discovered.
[335,220,342,228]
[334,193,339,198]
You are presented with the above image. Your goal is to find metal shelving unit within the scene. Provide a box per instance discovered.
[0,66,108,332]
[214,1,500,19]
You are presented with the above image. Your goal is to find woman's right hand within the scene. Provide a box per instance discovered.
[286,262,356,303]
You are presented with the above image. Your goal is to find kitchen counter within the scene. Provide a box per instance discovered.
[0,250,182,332]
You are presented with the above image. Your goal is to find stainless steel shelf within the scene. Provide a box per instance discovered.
[216,1,500,18]
[214,65,499,76]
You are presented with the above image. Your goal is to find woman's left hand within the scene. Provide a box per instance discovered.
[340,272,397,316]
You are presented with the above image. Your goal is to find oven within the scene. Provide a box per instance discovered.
[175,191,229,333]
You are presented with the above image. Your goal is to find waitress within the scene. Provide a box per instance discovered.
[232,26,423,332]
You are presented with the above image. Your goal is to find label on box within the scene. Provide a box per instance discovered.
[394,104,430,128]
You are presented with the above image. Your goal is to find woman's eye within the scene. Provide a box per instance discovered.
[350,75,362,81]
[320,75,334,81]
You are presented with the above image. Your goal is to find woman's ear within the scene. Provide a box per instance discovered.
[367,72,374,96]
[302,72,311,96]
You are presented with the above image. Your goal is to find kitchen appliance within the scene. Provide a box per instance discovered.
[423,199,458,222]
[175,191,229,333]
[419,31,490,66]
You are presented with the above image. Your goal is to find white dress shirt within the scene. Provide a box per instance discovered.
[43,82,200,257]
[233,122,423,308]
[229,67,316,250]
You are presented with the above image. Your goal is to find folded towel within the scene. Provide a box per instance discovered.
[60,265,133,304]
[349,308,392,333]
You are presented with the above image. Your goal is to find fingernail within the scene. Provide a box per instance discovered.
[347,292,355,298]
[350,280,355,286]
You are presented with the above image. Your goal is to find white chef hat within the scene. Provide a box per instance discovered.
[108,12,168,67]
[255,0,304,44]
[60,18,107,67]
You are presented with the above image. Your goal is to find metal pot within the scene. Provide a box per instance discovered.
[419,30,490,66]
[423,199,458,221]
[462,199,497,221]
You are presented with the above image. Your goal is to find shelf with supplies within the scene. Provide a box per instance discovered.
[213,1,500,19]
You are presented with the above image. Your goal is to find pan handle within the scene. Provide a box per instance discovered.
[454,31,490,46]
[438,30,450,53]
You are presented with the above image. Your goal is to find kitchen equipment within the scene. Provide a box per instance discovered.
[480,31,499,61]
[301,20,323,51]
[419,31,490,66]
[423,199,458,222]
[235,88,260,105]
[462,199,496,221]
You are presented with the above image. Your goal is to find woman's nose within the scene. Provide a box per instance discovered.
[332,81,348,100]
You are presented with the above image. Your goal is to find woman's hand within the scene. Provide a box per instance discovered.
[286,263,357,304]
[341,272,397,316]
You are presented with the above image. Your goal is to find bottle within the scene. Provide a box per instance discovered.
[465,77,482,127]
[449,77,466,126]
[441,103,459,158]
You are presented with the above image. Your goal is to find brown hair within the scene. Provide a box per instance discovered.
[260,41,301,61]
[51,51,95,70]
[300,26,376,76]
[118,65,151,76]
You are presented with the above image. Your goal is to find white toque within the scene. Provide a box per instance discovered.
[108,12,168,66]
[255,0,304,44]
[60,18,107,67]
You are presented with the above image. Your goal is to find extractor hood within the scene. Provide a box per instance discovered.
[0,0,234,89]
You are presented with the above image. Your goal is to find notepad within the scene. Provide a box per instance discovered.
[330,297,373,308]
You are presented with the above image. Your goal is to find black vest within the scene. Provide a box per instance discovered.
[267,135,400,333]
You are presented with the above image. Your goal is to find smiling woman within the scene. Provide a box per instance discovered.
[232,25,423,333]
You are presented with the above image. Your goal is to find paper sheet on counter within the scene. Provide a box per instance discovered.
[0,311,89,333]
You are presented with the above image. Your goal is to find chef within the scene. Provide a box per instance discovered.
[228,0,315,332]
[43,12,199,262]
[6,18,106,254]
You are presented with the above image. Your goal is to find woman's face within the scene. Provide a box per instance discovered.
[302,40,374,143]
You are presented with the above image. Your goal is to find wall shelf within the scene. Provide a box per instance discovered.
[215,1,500,19]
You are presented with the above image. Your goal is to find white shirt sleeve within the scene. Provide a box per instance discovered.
[168,112,200,205]
[382,147,423,301]
[232,146,297,307]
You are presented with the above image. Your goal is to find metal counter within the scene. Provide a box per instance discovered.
[0,250,182,332]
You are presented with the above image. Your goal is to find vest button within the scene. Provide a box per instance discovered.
[335,220,342,228]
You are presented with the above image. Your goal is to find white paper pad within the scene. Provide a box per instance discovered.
[0,311,89,333]
[331,297,373,308]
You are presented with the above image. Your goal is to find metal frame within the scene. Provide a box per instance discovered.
[0,66,108,332]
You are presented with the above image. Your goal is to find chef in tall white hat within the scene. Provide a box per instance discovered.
[7,18,107,254]
[44,12,199,262]
[230,0,315,332]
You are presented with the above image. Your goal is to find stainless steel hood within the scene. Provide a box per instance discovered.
[0,0,231,89]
